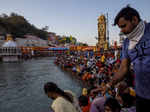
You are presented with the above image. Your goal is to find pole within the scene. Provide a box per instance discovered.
[106,13,109,47]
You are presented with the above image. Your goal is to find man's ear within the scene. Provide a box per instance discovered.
[132,16,139,25]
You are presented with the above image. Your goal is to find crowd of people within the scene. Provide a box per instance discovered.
[43,6,150,112]
[52,48,136,112]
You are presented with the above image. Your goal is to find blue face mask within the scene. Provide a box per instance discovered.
[105,92,111,98]
[119,103,123,107]
[89,97,93,102]
[98,93,102,97]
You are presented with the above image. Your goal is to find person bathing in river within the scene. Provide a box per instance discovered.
[44,82,81,112]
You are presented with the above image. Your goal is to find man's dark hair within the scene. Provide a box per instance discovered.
[114,6,141,25]
[78,95,88,106]
[104,97,121,112]
[44,82,73,103]
[121,93,135,108]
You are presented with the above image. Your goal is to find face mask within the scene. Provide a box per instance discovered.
[89,97,93,102]
[115,88,118,93]
[98,93,102,97]
[105,92,111,98]
[119,103,123,107]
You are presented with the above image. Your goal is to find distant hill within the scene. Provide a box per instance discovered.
[0,13,48,40]
[0,13,89,46]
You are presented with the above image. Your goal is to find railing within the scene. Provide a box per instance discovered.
[0,47,22,56]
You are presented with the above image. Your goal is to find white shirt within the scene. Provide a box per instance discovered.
[51,97,78,112]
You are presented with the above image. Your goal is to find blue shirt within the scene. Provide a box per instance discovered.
[121,23,150,99]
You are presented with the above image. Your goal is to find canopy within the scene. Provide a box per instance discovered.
[48,47,69,50]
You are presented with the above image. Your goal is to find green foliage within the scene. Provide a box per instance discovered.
[0,13,48,39]
[58,35,77,44]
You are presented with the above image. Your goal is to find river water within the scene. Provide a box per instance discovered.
[0,57,84,112]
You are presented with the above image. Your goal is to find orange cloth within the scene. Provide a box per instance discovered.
[81,103,91,112]
[87,74,92,80]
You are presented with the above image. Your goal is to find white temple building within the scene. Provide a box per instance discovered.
[0,35,22,62]
[2,40,17,47]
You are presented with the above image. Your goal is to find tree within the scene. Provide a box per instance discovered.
[42,26,49,31]
[0,13,8,18]
[0,12,49,39]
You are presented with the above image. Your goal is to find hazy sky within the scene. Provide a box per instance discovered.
[0,0,149,45]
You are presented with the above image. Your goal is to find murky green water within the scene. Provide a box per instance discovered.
[0,57,84,112]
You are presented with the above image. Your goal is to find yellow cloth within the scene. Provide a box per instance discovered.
[101,55,105,63]
[76,66,80,73]
[51,97,78,112]
[129,88,136,97]
[82,88,88,96]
